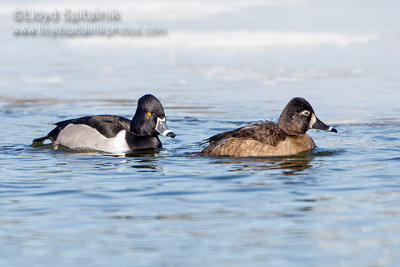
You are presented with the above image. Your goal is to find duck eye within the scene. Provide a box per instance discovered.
[146,112,152,117]
[301,110,311,116]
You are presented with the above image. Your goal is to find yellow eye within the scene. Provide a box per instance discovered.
[301,110,311,116]
[146,112,152,117]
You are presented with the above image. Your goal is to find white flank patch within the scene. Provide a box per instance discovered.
[56,124,130,153]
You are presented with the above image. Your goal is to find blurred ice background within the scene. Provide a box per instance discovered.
[1,0,399,122]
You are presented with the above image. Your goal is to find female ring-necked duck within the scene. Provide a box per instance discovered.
[33,94,175,153]
[201,97,337,157]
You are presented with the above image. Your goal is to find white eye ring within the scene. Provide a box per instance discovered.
[301,110,311,116]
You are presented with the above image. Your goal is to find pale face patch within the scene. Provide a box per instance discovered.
[56,124,130,153]
[155,117,173,136]
[308,113,317,129]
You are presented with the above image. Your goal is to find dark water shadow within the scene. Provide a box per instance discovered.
[211,155,313,175]
[129,158,163,172]
[31,142,162,157]
[125,150,160,158]
[29,143,164,172]
[125,150,165,172]
[195,148,344,176]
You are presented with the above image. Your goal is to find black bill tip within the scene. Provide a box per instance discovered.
[166,132,176,138]
[311,117,337,133]
[329,127,338,133]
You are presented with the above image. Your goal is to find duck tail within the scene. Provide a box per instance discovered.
[32,135,50,144]
[32,126,60,145]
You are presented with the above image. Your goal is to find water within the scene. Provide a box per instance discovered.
[1,0,400,266]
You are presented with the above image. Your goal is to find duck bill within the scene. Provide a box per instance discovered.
[155,117,176,138]
[310,114,337,133]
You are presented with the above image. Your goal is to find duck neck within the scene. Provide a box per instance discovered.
[130,114,146,136]
[125,131,162,150]
[278,121,304,136]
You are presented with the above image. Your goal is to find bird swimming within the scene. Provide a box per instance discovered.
[33,94,175,153]
[201,97,337,157]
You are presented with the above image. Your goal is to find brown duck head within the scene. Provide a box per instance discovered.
[278,97,337,136]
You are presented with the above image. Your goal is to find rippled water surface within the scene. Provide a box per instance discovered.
[1,0,400,266]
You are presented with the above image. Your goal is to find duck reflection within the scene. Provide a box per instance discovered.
[126,150,163,172]
[211,154,313,175]
[125,150,160,158]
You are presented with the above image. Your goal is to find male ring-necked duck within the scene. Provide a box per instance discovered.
[201,97,337,157]
[33,94,176,153]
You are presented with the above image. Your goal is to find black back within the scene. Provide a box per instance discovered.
[206,121,287,146]
[48,115,131,141]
